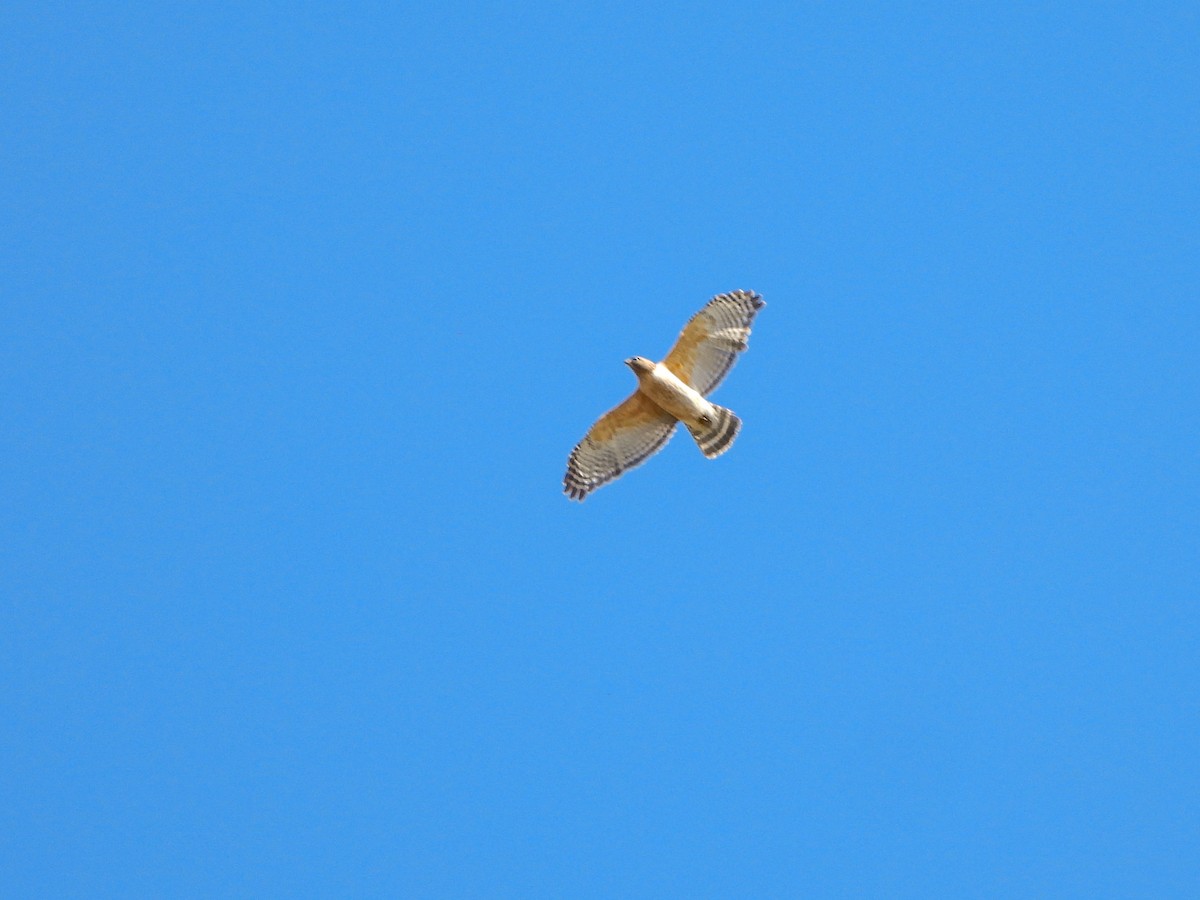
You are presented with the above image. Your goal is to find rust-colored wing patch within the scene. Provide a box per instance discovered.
[662,290,765,396]
[563,391,678,501]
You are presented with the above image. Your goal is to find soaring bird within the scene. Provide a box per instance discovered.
[564,290,765,501]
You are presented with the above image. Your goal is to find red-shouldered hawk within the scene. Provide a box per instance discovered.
[564,290,765,501]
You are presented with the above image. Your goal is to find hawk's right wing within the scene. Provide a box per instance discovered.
[564,391,678,501]
[662,290,765,396]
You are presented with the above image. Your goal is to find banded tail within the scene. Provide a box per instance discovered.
[687,405,741,459]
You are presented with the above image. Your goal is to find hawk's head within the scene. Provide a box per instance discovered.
[625,357,654,376]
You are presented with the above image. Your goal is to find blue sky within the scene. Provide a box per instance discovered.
[3,2,1197,896]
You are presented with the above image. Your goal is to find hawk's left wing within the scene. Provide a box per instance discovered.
[662,290,765,396]
[564,391,678,501]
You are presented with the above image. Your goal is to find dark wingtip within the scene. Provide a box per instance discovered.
[725,289,765,310]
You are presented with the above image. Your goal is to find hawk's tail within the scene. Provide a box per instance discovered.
[687,405,741,459]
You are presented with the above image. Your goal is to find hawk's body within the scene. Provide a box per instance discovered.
[633,361,713,425]
[564,290,765,501]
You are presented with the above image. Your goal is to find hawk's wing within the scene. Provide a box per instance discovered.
[564,391,678,501]
[662,290,765,396]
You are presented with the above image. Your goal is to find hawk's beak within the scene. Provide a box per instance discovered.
[624,358,635,369]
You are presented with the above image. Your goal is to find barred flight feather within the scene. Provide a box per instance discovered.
[687,405,741,459]
[662,290,765,396]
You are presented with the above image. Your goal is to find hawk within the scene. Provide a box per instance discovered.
[564,290,765,501]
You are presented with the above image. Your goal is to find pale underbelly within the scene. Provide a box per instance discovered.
[642,368,712,424]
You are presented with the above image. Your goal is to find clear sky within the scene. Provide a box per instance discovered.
[3,2,1197,896]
